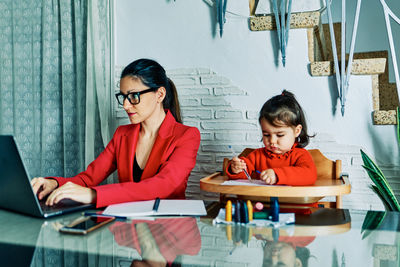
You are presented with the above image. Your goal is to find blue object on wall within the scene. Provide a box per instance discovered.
[272,0,293,67]
[216,0,228,37]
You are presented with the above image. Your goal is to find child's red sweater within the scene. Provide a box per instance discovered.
[226,145,317,185]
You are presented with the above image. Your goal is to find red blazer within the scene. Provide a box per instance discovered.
[225,145,317,186]
[278,236,315,248]
[49,111,201,208]
[109,218,201,265]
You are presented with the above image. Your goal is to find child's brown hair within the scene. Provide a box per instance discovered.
[259,90,312,148]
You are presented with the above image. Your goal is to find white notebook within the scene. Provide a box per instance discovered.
[222,179,291,187]
[102,199,207,218]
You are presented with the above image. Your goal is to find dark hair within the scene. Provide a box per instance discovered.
[262,241,312,267]
[259,90,312,147]
[296,246,311,267]
[120,58,182,123]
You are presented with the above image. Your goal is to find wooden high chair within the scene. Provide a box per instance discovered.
[200,148,351,208]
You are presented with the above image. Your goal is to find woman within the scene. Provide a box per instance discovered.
[31,59,201,208]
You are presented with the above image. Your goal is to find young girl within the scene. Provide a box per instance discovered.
[226,90,317,185]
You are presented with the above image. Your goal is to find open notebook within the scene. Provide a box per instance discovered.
[102,199,207,218]
[222,179,291,186]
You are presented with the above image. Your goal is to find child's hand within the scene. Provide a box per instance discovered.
[230,157,247,174]
[260,169,277,184]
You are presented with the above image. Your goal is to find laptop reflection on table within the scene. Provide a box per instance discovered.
[0,209,45,266]
[0,209,113,267]
[0,135,93,218]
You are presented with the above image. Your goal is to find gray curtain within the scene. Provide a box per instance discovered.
[0,0,91,178]
[85,0,113,168]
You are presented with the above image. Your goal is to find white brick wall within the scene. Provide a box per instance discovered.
[307,134,385,210]
[168,68,263,201]
[114,66,397,211]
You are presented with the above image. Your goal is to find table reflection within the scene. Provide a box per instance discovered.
[109,217,201,266]
[0,210,202,267]
[1,208,400,266]
[197,207,352,267]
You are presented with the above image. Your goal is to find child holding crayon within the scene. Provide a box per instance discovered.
[226,90,317,185]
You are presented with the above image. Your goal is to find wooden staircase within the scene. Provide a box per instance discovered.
[249,10,399,124]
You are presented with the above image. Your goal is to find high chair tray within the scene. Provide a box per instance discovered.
[200,172,351,204]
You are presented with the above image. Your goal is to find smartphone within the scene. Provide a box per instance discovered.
[59,216,115,235]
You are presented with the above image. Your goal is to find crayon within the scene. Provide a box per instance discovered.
[234,225,241,243]
[248,227,253,242]
[235,201,242,223]
[271,197,280,222]
[246,200,253,221]
[226,225,232,240]
[232,203,237,223]
[242,225,249,243]
[272,228,279,242]
[241,200,249,223]
[225,200,232,222]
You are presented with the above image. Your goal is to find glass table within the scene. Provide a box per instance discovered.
[0,204,398,267]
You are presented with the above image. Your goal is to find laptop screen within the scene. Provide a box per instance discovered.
[0,135,93,218]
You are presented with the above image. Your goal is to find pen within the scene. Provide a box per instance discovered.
[83,211,127,220]
[153,197,160,212]
[243,169,252,181]
[255,170,261,174]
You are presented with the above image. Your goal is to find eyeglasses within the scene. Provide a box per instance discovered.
[115,87,159,106]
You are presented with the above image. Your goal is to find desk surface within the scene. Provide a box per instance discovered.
[0,205,399,267]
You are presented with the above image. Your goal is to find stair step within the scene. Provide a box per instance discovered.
[311,58,386,76]
[249,11,320,31]
[373,110,397,125]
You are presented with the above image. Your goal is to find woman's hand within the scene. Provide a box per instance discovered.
[260,169,277,185]
[31,177,58,200]
[45,182,96,206]
[132,223,167,267]
[230,157,247,174]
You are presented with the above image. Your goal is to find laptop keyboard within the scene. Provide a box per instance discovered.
[39,198,85,213]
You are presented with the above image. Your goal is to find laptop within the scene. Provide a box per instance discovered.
[0,135,94,218]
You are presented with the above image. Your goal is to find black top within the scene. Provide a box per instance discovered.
[133,156,143,183]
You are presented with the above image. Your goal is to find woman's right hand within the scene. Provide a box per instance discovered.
[230,157,247,174]
[31,177,58,200]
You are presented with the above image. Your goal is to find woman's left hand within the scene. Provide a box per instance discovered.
[45,182,96,206]
[260,169,277,185]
